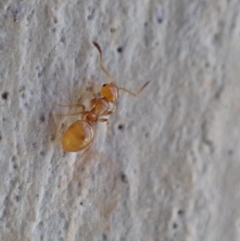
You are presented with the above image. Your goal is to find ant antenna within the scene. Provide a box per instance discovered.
[93,41,113,83]
[93,41,150,97]
[119,81,150,97]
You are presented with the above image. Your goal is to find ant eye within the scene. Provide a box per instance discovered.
[103,84,107,87]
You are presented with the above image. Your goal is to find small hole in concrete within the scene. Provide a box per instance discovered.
[61,36,66,43]
[110,28,116,33]
[121,173,128,183]
[102,233,107,241]
[178,210,184,216]
[118,124,124,131]
[2,92,9,100]
[117,47,123,53]
[172,223,178,229]
[40,114,45,123]
[32,143,37,148]
[11,156,16,161]
[87,8,95,20]
[157,18,163,24]
[205,62,210,68]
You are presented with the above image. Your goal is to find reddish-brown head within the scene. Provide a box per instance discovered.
[100,82,119,103]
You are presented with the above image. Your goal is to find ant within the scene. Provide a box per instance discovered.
[59,42,149,154]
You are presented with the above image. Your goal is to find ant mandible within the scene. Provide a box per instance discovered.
[60,42,149,154]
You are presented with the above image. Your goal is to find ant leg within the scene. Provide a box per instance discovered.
[87,86,98,98]
[56,103,86,110]
[81,143,93,158]
[98,118,110,126]
[118,81,150,97]
[101,106,116,116]
[93,41,113,83]
[54,111,89,117]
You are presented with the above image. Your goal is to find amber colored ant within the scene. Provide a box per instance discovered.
[60,42,149,154]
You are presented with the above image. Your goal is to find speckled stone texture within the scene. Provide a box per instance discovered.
[1,0,240,240]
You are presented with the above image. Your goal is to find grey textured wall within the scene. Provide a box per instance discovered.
[1,0,240,240]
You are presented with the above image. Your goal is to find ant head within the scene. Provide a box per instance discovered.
[100,82,119,103]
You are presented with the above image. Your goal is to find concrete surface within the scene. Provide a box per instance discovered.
[1,0,240,240]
